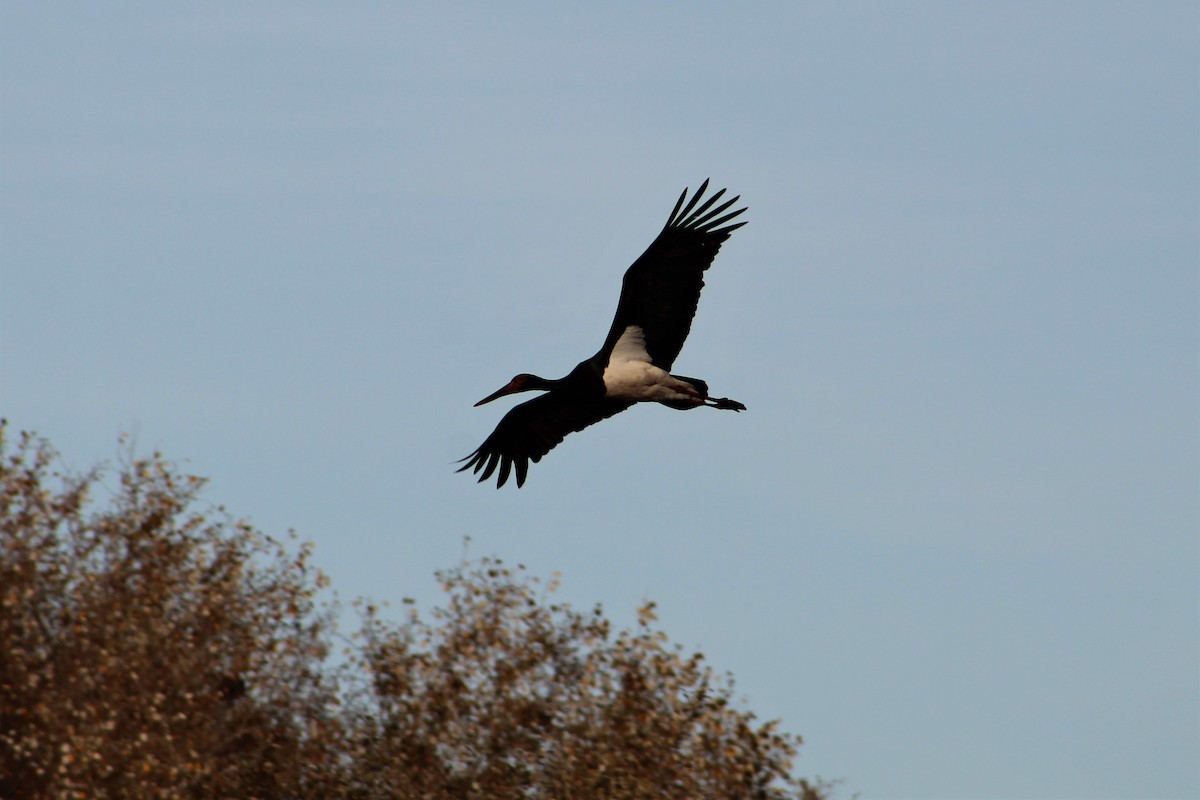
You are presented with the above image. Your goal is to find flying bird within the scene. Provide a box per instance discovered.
[459,179,747,488]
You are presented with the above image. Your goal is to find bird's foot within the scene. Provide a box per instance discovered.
[709,397,746,411]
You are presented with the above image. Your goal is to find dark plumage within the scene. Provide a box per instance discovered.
[459,180,747,488]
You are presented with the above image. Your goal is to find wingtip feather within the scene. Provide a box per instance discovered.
[700,208,749,234]
[680,187,727,228]
[665,187,688,229]
[690,195,739,229]
[672,179,710,228]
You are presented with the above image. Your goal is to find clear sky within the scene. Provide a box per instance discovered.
[2,3,1197,798]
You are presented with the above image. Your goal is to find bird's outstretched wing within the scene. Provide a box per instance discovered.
[598,180,747,370]
[458,393,635,488]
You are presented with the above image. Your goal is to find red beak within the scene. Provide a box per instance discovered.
[475,380,520,407]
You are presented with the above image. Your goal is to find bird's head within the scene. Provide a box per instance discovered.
[474,373,549,406]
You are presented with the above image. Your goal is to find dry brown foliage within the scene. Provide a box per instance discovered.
[0,425,342,799]
[347,563,830,800]
[0,422,832,799]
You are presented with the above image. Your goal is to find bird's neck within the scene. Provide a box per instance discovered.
[526,375,562,392]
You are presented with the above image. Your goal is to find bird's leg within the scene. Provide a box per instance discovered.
[686,387,746,411]
[671,384,710,406]
[707,396,746,411]
[670,381,745,411]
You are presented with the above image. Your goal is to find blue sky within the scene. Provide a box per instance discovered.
[2,3,1197,797]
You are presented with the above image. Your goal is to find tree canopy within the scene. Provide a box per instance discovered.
[0,423,832,799]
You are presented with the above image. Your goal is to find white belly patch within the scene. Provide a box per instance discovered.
[602,326,697,402]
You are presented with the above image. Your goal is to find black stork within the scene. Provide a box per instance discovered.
[459,179,747,488]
